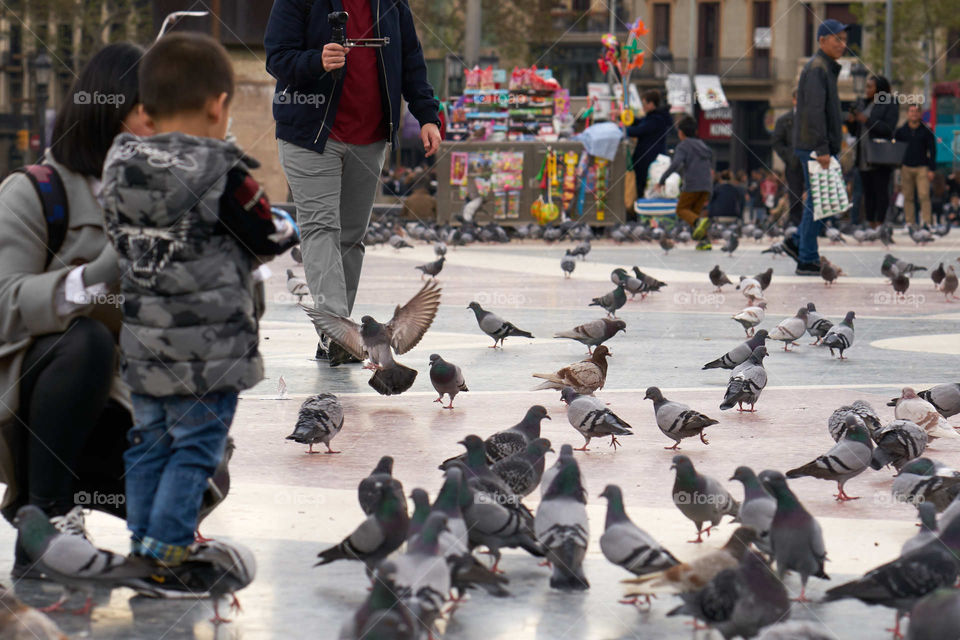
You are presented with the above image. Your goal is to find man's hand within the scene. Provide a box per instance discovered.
[421,123,441,157]
[816,154,831,170]
[322,43,347,72]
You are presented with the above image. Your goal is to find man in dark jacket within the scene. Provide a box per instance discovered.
[771,90,803,226]
[786,18,848,275]
[896,103,937,226]
[265,0,441,361]
[625,89,673,202]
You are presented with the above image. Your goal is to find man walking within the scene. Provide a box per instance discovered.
[895,103,937,227]
[625,89,673,204]
[785,19,848,275]
[771,90,803,227]
[265,0,441,362]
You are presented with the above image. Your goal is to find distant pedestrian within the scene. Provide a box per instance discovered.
[655,116,714,249]
[847,75,898,228]
[625,89,673,201]
[895,103,937,227]
[772,90,804,226]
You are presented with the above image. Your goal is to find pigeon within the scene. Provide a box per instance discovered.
[825,514,960,638]
[827,400,882,441]
[804,302,833,345]
[768,307,809,351]
[622,527,758,595]
[893,458,960,512]
[0,585,66,639]
[560,386,633,450]
[756,621,834,640]
[660,236,675,254]
[820,257,843,286]
[825,227,846,244]
[428,353,468,409]
[644,386,718,449]
[709,265,733,291]
[490,438,553,497]
[871,420,928,471]
[286,269,309,303]
[358,456,406,516]
[316,477,410,574]
[731,301,767,337]
[467,301,534,348]
[729,466,776,552]
[569,239,591,259]
[560,251,576,278]
[389,234,413,250]
[761,471,828,601]
[454,405,551,464]
[721,234,739,255]
[720,346,768,412]
[905,588,960,640]
[168,539,256,624]
[892,271,911,295]
[822,310,855,358]
[632,266,667,292]
[540,444,581,498]
[407,488,431,542]
[303,281,441,395]
[531,345,610,394]
[670,455,740,543]
[599,484,679,584]
[888,383,960,419]
[285,393,344,454]
[666,549,790,640]
[414,256,445,280]
[433,241,447,257]
[753,267,773,290]
[392,512,451,637]
[553,318,625,354]
[611,268,650,299]
[12,505,156,614]
[589,282,627,317]
[941,265,959,300]
[535,452,590,591]
[931,262,946,289]
[895,387,960,440]
[901,502,938,556]
[339,562,418,640]
[736,276,764,303]
[442,436,520,509]
[882,253,926,278]
[786,417,873,501]
[702,330,769,370]
[290,245,302,264]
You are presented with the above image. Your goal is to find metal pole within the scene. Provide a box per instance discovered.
[210,0,221,42]
[883,0,892,78]
[688,0,696,113]
[464,0,481,68]
[608,0,616,34]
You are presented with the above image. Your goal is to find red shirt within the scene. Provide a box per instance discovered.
[330,0,389,145]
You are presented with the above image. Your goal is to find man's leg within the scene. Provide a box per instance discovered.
[791,150,820,265]
[278,139,349,323]
[339,141,387,315]
[901,166,918,225]
[916,167,932,225]
[786,164,805,227]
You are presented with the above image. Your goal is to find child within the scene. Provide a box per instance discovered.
[656,116,715,249]
[101,33,296,572]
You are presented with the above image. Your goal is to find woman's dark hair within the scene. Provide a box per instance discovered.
[50,42,144,177]
[869,74,892,98]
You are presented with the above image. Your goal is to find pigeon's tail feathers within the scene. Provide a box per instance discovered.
[702,357,725,370]
[549,540,589,591]
[505,323,534,339]
[518,534,546,558]
[531,373,563,390]
[368,363,418,396]
[315,542,351,567]
[720,380,747,410]
[285,420,317,444]
[870,447,894,470]
[554,329,580,340]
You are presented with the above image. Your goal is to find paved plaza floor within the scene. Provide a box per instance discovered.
[6,232,960,639]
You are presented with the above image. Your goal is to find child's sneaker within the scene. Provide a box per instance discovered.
[692,217,711,240]
[696,239,712,251]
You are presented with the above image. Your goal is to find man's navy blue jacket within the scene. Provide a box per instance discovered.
[264,0,440,153]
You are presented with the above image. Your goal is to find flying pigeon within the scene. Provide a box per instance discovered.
[768,307,809,351]
[709,265,733,291]
[561,251,576,278]
[732,301,767,337]
[870,420,928,471]
[428,353,468,409]
[560,387,633,450]
[535,452,590,591]
[285,393,344,454]
[888,383,960,419]
[786,417,873,501]
[589,282,627,317]
[804,302,833,345]
[599,484,679,588]
[822,310,855,358]
[720,346,768,412]
[702,330,768,370]
[553,318,625,354]
[532,345,610,395]
[467,301,534,348]
[414,256,445,280]
[303,281,442,395]
[286,269,309,303]
[644,386,718,449]
[670,455,739,543]
[895,387,960,440]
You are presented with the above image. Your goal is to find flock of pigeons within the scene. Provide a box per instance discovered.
[274,217,960,639]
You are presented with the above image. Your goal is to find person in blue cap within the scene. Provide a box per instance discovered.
[784,18,850,275]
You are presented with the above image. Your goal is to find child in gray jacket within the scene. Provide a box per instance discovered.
[657,116,715,249]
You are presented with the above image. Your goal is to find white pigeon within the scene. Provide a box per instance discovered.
[768,307,809,351]
[732,301,766,337]
[895,387,960,440]
[737,276,764,303]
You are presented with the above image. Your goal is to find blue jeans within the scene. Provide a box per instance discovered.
[791,149,822,264]
[850,169,862,225]
[125,391,237,556]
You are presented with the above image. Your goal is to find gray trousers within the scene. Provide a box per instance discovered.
[278,138,386,331]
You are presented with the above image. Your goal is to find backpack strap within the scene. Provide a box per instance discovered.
[15,164,69,269]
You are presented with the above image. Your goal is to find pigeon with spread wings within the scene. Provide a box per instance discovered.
[301,281,442,395]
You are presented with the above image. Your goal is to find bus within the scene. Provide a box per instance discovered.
[930,81,960,169]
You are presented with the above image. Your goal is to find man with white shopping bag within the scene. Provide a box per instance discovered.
[783,18,849,275]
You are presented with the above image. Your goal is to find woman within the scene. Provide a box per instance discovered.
[0,43,152,577]
[847,75,899,227]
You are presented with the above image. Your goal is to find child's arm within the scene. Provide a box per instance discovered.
[218,167,298,257]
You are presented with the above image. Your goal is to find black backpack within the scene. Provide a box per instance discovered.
[14,164,69,269]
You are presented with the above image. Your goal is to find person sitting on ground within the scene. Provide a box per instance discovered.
[101,33,296,578]
[655,115,714,249]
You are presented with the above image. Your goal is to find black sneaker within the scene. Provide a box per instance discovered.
[795,261,822,276]
[328,340,362,367]
[782,237,800,262]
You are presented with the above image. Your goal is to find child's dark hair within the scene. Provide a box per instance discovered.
[140,32,234,119]
[50,42,144,177]
[676,115,697,138]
